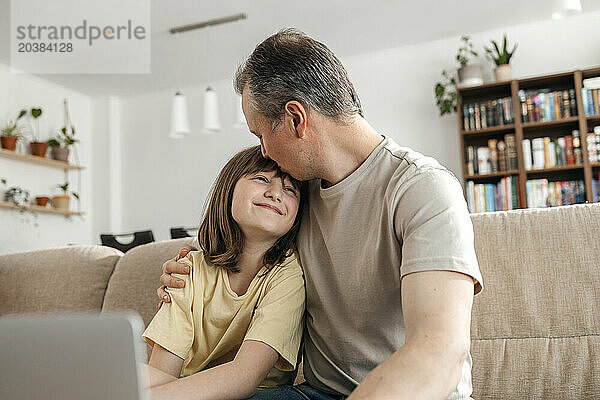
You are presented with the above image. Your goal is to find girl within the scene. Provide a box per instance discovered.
[142,145,307,400]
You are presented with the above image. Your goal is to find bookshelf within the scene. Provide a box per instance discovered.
[457,66,600,212]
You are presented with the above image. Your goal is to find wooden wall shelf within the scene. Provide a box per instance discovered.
[0,148,84,170]
[0,200,84,216]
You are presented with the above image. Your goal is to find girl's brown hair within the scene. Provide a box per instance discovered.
[197,145,307,272]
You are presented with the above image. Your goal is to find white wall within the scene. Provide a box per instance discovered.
[0,63,93,254]
[116,11,600,242]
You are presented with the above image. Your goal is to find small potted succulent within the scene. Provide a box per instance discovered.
[28,107,49,158]
[1,110,27,151]
[52,182,79,210]
[48,126,78,162]
[485,33,517,82]
[456,36,483,87]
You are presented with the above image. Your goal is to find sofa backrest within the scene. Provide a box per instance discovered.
[0,245,122,315]
[101,238,196,328]
[469,203,600,399]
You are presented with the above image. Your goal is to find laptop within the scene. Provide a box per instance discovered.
[0,312,150,400]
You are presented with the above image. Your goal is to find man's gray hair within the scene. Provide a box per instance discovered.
[234,28,363,125]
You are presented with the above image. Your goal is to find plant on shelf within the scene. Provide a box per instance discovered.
[52,182,79,211]
[434,70,460,116]
[48,126,78,163]
[4,186,30,206]
[434,35,483,116]
[456,35,483,87]
[484,33,517,82]
[0,110,28,151]
[28,107,49,158]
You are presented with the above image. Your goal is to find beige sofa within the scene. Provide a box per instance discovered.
[1,203,599,399]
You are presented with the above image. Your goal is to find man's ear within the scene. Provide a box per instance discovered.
[284,101,307,139]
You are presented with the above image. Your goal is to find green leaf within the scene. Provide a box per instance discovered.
[17,110,27,119]
[435,84,445,97]
[31,108,42,119]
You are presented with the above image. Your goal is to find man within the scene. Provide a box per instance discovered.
[158,28,483,400]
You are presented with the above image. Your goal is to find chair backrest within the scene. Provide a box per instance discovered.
[170,227,197,239]
[100,230,155,253]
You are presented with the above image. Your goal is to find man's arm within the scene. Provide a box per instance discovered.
[149,340,279,400]
[347,270,474,400]
[147,343,184,386]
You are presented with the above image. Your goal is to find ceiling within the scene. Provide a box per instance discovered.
[1,0,599,97]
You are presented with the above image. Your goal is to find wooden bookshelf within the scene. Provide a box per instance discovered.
[0,200,84,216]
[457,66,600,211]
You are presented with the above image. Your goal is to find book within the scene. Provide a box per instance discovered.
[572,130,582,165]
[548,141,556,167]
[569,89,577,117]
[557,137,566,166]
[488,139,498,172]
[543,137,551,168]
[565,135,575,165]
[531,138,545,170]
[466,146,475,175]
[477,147,491,175]
[504,134,518,170]
[522,139,532,170]
[497,140,507,171]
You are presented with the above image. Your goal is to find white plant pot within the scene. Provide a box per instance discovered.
[457,64,484,87]
[494,64,512,82]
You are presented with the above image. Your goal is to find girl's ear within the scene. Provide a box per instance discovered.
[284,101,307,139]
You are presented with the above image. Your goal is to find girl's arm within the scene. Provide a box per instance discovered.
[147,343,184,387]
[149,340,279,400]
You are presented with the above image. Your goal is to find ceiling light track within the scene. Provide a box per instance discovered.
[169,13,247,34]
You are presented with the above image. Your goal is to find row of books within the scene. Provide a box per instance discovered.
[526,179,585,208]
[586,127,600,162]
[465,134,518,175]
[462,97,514,131]
[465,176,520,213]
[522,131,582,170]
[519,89,577,123]
[582,77,600,116]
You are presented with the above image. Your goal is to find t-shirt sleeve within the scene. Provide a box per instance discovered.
[394,167,483,294]
[142,252,195,359]
[243,259,305,371]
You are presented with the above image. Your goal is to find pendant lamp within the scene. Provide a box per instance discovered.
[552,0,582,19]
[169,91,191,139]
[202,87,221,133]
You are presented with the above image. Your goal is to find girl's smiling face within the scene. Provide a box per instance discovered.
[231,169,300,241]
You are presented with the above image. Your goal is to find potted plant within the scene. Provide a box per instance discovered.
[456,36,483,87]
[0,110,27,151]
[485,33,517,82]
[28,107,49,158]
[48,126,78,162]
[52,182,79,210]
[35,195,50,207]
[434,70,460,116]
[4,186,30,206]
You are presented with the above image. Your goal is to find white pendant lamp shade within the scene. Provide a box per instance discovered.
[233,95,247,129]
[169,91,191,139]
[552,0,582,19]
[202,87,221,133]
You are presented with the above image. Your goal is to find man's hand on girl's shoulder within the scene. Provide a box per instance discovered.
[156,244,197,310]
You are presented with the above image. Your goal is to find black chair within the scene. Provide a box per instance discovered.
[170,227,198,239]
[100,230,155,253]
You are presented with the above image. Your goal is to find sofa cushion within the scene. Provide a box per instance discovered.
[0,245,122,315]
[469,203,600,399]
[101,238,196,328]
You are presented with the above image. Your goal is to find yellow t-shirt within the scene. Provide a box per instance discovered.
[142,250,305,387]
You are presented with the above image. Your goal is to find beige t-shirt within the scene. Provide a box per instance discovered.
[298,135,483,398]
[143,250,305,387]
